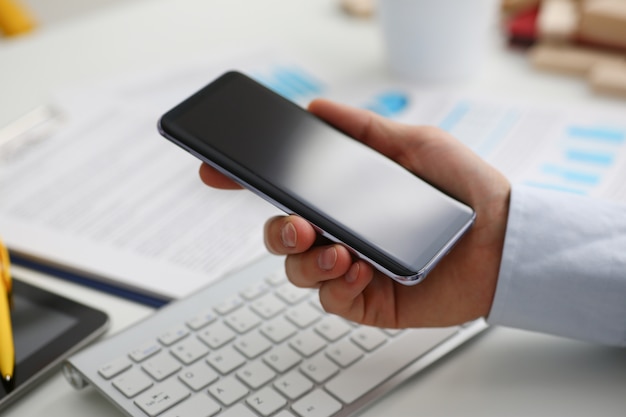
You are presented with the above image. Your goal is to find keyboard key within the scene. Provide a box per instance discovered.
[158,326,190,346]
[214,295,244,315]
[314,316,352,342]
[197,321,236,349]
[161,392,221,417]
[134,378,190,417]
[186,309,217,331]
[240,281,270,300]
[263,344,301,373]
[260,316,298,343]
[206,346,246,375]
[246,386,287,416]
[289,329,327,357]
[98,357,132,379]
[237,361,276,389]
[285,303,322,328]
[208,375,249,406]
[129,341,162,363]
[178,360,219,391]
[300,354,339,384]
[218,403,258,417]
[292,389,342,417]
[170,337,210,365]
[325,339,363,368]
[250,292,287,319]
[274,411,298,417]
[142,352,182,381]
[112,368,153,398]
[325,327,458,404]
[273,370,314,400]
[233,331,272,359]
[224,307,262,334]
[275,283,311,305]
[350,326,387,352]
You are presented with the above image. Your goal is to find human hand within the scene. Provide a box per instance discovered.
[200,98,510,329]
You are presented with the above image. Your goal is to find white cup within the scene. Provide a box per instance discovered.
[377,0,494,83]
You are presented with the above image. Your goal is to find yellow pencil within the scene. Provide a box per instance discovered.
[0,238,10,296]
[0,284,14,382]
[0,238,14,382]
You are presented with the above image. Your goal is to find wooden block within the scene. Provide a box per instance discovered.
[579,0,626,49]
[537,0,580,42]
[589,60,626,97]
[529,42,625,76]
[340,0,375,18]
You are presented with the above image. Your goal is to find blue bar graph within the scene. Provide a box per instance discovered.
[567,126,625,143]
[364,92,409,117]
[565,149,615,166]
[526,121,625,194]
[541,164,601,185]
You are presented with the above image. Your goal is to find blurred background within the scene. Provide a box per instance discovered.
[7,0,140,27]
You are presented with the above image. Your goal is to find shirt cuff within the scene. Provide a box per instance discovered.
[487,185,626,346]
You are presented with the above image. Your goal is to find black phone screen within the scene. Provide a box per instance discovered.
[159,72,474,282]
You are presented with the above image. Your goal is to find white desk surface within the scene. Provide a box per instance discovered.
[2,0,626,416]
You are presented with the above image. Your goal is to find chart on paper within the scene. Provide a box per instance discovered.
[335,87,626,202]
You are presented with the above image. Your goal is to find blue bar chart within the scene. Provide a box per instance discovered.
[529,124,625,195]
[363,91,410,118]
[430,97,626,197]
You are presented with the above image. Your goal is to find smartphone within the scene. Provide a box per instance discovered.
[158,71,475,285]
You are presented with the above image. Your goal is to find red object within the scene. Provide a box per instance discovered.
[505,6,539,46]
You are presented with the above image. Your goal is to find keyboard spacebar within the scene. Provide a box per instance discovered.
[325,326,458,404]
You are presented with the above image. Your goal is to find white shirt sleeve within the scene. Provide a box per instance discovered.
[487,185,626,346]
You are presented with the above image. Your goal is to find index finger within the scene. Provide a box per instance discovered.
[199,163,243,190]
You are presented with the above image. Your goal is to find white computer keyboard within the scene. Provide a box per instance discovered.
[64,255,487,417]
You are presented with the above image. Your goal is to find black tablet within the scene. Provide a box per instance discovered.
[0,277,109,410]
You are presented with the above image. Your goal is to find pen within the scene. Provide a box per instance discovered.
[0,237,14,384]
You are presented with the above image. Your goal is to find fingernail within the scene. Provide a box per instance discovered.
[345,262,359,283]
[318,247,337,271]
[281,222,297,248]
